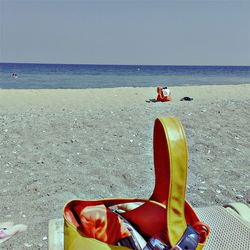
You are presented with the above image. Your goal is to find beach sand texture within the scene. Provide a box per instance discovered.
[0,84,250,249]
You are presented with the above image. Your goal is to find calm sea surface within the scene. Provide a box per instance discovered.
[0,63,249,89]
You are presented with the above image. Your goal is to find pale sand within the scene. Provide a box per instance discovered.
[0,84,250,249]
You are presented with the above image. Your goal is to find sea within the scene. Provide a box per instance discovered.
[0,63,250,89]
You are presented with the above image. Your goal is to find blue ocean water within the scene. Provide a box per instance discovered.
[0,63,249,89]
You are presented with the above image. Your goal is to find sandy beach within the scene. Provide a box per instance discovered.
[0,84,250,249]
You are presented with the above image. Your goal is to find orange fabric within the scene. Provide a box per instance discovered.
[74,204,130,245]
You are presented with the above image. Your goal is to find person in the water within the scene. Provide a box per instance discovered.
[11,73,18,79]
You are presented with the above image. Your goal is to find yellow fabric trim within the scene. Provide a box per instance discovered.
[158,117,188,246]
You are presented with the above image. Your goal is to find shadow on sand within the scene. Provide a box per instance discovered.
[145,99,158,103]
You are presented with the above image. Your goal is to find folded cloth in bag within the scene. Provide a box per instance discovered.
[63,117,210,250]
[73,204,130,245]
[74,203,146,249]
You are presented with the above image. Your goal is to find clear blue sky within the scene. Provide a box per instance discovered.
[0,0,250,66]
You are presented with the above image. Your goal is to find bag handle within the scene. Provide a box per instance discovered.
[150,117,188,246]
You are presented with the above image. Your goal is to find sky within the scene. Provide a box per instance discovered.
[0,0,250,66]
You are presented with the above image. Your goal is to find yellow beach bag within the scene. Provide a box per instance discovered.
[63,117,210,249]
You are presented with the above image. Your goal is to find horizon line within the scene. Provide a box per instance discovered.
[1,62,250,67]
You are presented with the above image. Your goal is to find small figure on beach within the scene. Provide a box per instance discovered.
[156,85,172,102]
[11,73,18,79]
[162,86,170,97]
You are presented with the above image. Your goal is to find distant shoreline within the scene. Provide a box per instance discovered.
[1,62,250,67]
[0,82,250,91]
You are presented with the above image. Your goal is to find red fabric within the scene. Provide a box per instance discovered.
[75,204,131,244]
